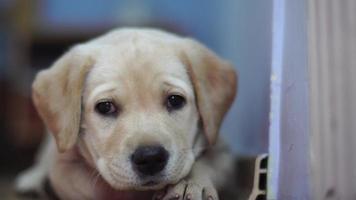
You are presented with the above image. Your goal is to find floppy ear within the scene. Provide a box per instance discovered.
[32,46,93,152]
[181,39,237,145]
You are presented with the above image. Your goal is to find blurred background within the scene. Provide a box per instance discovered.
[0,0,272,196]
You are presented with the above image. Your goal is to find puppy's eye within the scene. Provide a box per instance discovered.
[95,101,117,116]
[166,95,186,111]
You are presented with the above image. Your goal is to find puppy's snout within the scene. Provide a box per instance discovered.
[131,146,169,176]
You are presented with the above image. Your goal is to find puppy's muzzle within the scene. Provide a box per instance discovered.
[131,146,169,176]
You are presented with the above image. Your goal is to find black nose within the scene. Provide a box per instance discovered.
[131,146,169,176]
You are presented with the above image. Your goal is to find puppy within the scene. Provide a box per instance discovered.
[15,28,237,200]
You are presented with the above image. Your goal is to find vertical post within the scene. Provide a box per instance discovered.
[308,0,356,199]
[269,0,310,199]
[268,0,284,198]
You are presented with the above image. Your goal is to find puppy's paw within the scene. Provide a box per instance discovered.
[153,178,218,200]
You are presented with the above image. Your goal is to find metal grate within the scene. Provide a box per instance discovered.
[248,154,268,200]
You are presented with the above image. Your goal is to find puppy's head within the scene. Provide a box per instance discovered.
[32,28,237,190]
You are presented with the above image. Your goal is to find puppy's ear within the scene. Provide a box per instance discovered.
[181,39,237,145]
[32,46,93,152]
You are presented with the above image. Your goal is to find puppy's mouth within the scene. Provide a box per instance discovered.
[142,180,159,186]
[137,174,169,190]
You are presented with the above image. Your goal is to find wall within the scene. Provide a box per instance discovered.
[218,0,272,155]
[308,0,356,199]
[268,0,310,199]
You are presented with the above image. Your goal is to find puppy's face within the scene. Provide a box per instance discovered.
[32,28,236,191]
[80,43,199,190]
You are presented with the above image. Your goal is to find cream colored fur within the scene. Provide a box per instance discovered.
[15,28,237,200]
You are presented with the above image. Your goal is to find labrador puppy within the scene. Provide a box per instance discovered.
[15,28,237,200]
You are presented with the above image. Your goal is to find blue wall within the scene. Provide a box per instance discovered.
[217,1,272,155]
